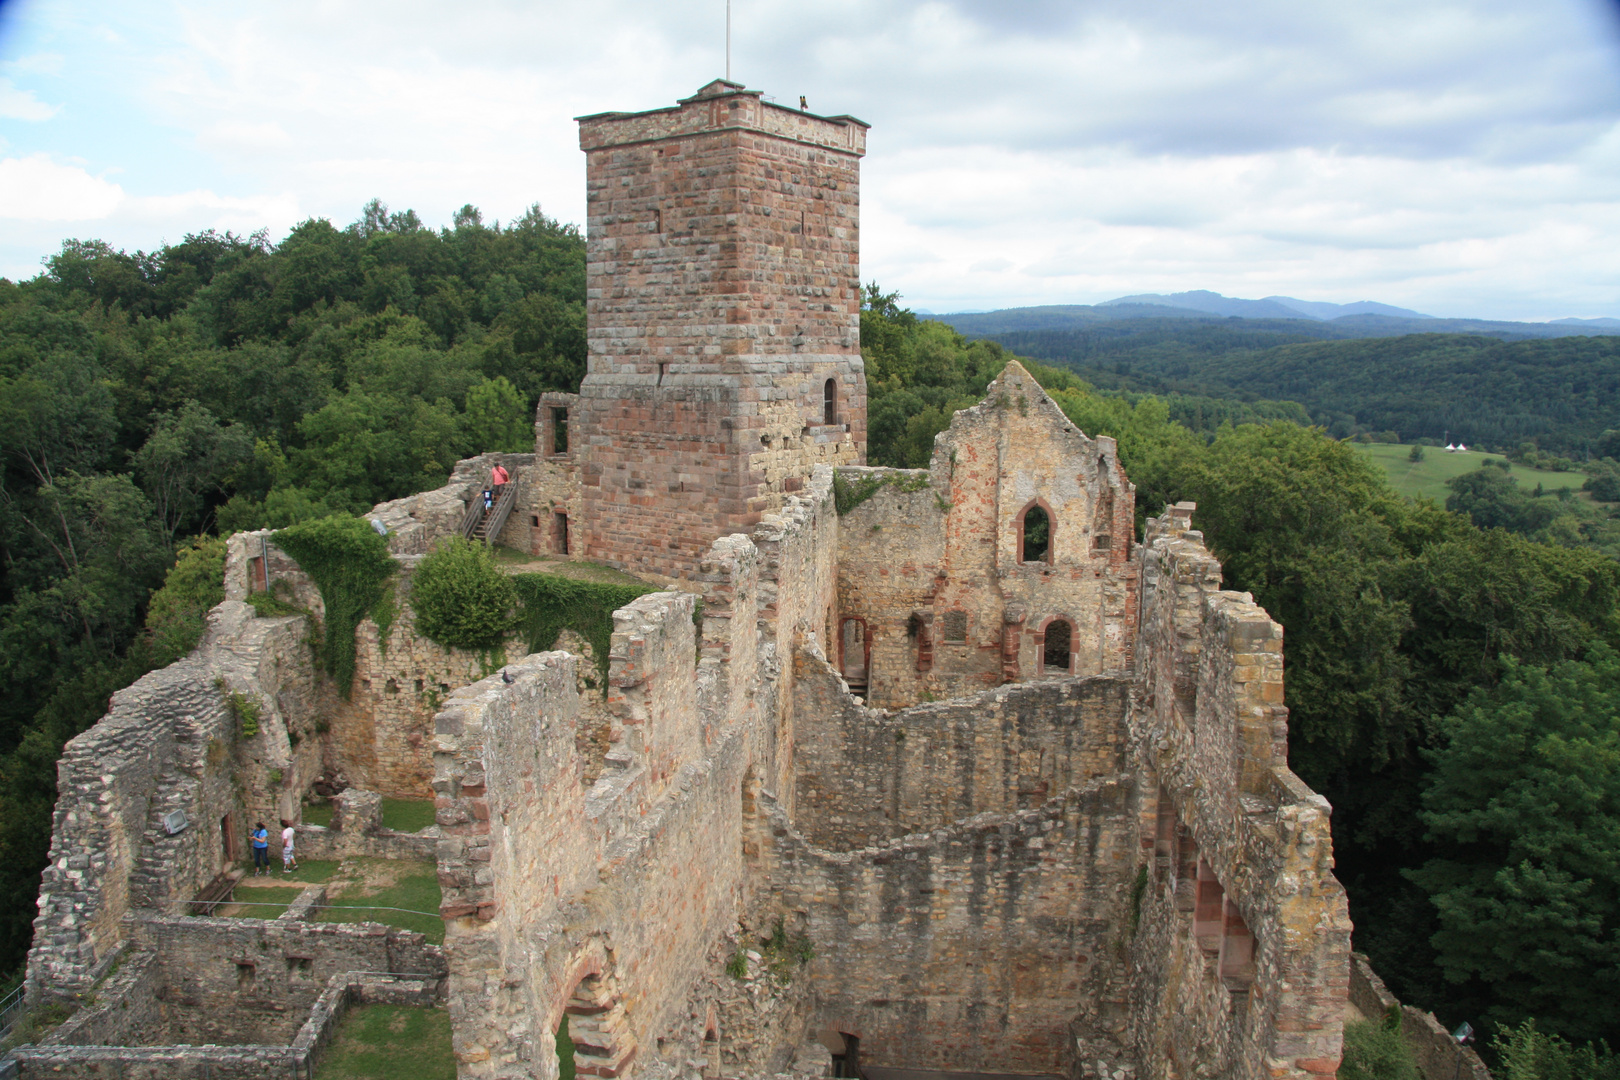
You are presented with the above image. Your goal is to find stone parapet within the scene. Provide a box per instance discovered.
[1127,508,1351,1080]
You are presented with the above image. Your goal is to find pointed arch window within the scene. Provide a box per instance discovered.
[1020,503,1051,564]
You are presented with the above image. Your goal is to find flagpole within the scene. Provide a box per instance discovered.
[726,0,732,81]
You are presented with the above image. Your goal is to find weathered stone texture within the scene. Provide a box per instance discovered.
[28,601,318,994]
[774,783,1137,1076]
[791,645,1130,849]
[1126,505,1352,1080]
[574,81,868,579]
[835,361,1138,709]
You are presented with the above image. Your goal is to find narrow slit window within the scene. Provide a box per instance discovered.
[551,408,569,455]
[553,513,570,555]
[823,378,838,426]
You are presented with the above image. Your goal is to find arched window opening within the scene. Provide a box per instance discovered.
[823,378,839,426]
[1042,619,1072,674]
[1021,505,1051,563]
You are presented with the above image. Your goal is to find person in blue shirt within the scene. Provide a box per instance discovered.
[250,822,270,876]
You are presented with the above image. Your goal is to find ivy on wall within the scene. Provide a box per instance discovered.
[510,573,657,686]
[273,516,398,697]
[832,470,930,515]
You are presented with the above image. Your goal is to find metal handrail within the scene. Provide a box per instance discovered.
[458,492,485,539]
[480,479,520,544]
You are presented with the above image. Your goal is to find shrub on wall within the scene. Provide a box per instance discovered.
[411,539,519,651]
[273,516,397,697]
[1338,1016,1420,1080]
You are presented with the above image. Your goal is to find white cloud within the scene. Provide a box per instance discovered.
[0,77,60,121]
[0,154,123,220]
[1,0,1618,317]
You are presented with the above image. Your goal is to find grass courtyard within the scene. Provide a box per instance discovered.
[219,857,441,943]
[1351,442,1591,503]
[312,1003,455,1080]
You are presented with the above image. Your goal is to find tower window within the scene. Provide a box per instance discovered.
[1021,504,1051,563]
[823,378,838,426]
[551,408,569,455]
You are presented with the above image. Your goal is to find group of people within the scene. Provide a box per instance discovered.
[249,819,299,875]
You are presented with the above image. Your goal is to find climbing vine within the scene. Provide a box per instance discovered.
[273,516,398,697]
[832,470,931,515]
[511,573,657,687]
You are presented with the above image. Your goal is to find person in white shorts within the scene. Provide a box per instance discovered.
[280,819,298,873]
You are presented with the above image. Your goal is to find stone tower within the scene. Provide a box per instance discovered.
[573,80,869,579]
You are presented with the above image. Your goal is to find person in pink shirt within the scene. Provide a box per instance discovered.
[490,463,510,503]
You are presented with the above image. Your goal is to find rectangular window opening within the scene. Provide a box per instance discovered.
[551,408,569,455]
[553,513,570,556]
[941,609,968,644]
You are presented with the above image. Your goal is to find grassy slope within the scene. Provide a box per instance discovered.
[1351,443,1590,503]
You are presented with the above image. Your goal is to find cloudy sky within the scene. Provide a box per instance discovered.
[2,0,1619,320]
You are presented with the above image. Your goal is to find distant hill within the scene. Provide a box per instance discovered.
[1092,289,1436,322]
[936,304,1620,341]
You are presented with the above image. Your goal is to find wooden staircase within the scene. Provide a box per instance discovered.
[460,479,520,544]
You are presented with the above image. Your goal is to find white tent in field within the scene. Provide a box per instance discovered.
[1445,443,1458,452]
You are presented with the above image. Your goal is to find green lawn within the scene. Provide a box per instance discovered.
[228,884,298,919]
[313,1004,455,1080]
[1352,443,1590,503]
[303,802,334,827]
[380,798,436,833]
[316,858,443,944]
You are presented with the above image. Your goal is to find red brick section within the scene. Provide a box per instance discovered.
[574,80,870,579]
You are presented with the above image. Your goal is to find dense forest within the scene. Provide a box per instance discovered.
[2,212,1618,1067]
[982,322,1620,454]
[0,201,585,973]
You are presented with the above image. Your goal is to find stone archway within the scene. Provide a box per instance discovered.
[563,969,636,1078]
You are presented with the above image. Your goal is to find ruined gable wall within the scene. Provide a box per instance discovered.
[1127,506,1350,1080]
[834,363,1138,710]
[791,646,1129,849]
[28,601,320,996]
[772,781,1137,1075]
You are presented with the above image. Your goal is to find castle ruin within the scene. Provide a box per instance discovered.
[17,81,1354,1080]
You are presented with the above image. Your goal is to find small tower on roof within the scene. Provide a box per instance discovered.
[572,80,871,579]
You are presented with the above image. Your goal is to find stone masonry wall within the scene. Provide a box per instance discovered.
[791,645,1130,849]
[835,361,1138,709]
[433,473,840,1080]
[123,914,445,1046]
[772,781,1137,1076]
[573,81,867,579]
[28,601,318,996]
[1126,504,1352,1080]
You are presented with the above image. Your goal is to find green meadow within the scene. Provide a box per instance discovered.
[1351,443,1590,504]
